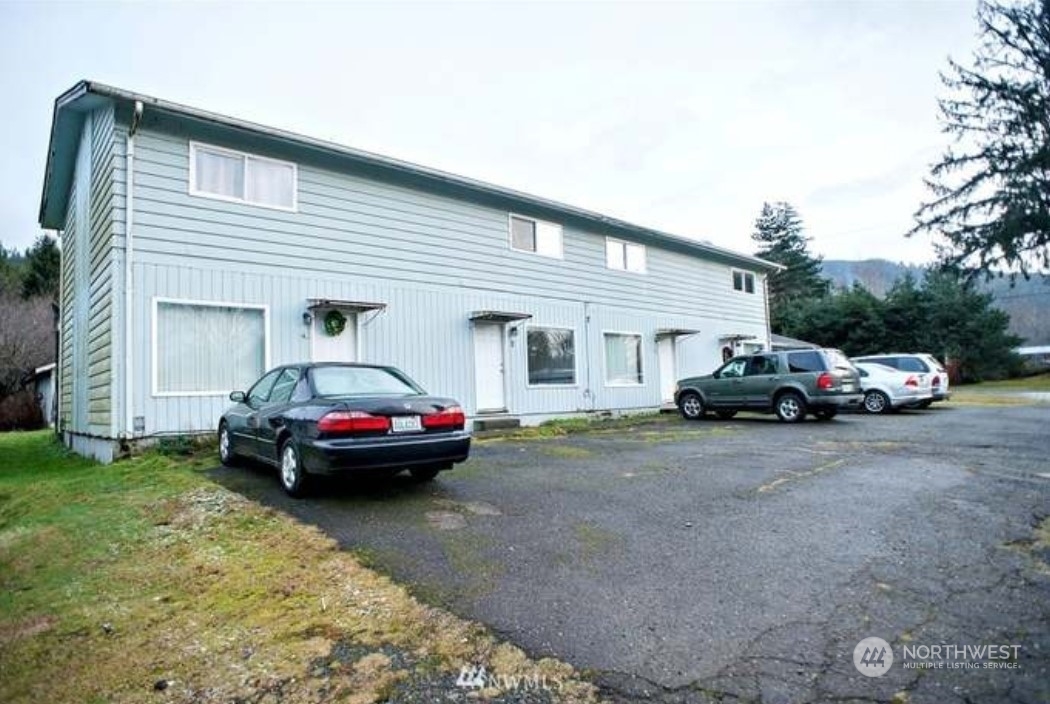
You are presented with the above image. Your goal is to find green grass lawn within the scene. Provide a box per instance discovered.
[951,373,1050,405]
[0,431,594,703]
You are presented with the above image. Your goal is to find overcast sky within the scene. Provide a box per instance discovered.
[0,0,979,263]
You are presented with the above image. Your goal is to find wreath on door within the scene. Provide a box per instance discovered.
[323,309,347,337]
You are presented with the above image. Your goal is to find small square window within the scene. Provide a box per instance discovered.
[732,270,756,293]
[606,238,646,273]
[510,215,562,258]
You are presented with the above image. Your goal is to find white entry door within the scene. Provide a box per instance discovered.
[473,323,505,412]
[312,309,357,362]
[657,336,677,403]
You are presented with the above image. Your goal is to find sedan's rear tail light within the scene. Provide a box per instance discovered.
[816,372,835,390]
[905,375,919,388]
[317,411,391,434]
[422,406,466,430]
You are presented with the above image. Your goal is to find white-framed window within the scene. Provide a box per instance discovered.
[605,238,647,273]
[732,269,756,294]
[604,332,644,385]
[189,141,297,211]
[509,214,563,258]
[526,325,576,386]
[152,298,270,396]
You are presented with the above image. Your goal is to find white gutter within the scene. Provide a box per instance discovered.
[124,101,143,439]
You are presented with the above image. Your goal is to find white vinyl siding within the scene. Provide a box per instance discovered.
[606,238,646,273]
[604,332,643,385]
[153,298,269,396]
[189,142,297,211]
[526,325,576,386]
[509,214,562,258]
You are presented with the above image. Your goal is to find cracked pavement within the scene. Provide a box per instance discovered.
[212,404,1050,703]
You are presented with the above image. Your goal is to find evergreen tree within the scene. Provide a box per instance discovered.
[752,201,829,332]
[21,235,60,300]
[0,243,21,295]
[909,0,1050,277]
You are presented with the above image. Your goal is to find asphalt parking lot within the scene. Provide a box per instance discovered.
[212,404,1050,703]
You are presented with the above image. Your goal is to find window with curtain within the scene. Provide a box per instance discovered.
[604,333,643,385]
[526,327,576,385]
[155,301,266,394]
[191,143,297,210]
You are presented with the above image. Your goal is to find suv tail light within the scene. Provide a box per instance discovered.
[317,410,390,434]
[931,376,941,387]
[816,372,835,390]
[422,406,465,430]
[905,375,919,388]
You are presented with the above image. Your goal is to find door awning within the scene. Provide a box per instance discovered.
[308,298,387,312]
[655,328,700,338]
[470,310,532,323]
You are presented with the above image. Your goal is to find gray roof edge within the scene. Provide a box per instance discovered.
[46,81,782,272]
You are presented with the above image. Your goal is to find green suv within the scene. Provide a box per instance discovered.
[674,349,863,422]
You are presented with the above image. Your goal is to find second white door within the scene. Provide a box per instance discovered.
[473,323,506,412]
[657,337,677,403]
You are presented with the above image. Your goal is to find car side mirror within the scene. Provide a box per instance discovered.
[229,391,246,403]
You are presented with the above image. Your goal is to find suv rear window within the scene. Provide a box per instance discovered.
[787,350,826,373]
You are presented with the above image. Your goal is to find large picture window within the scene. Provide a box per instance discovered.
[190,142,297,211]
[154,300,268,395]
[526,326,576,386]
[604,333,643,385]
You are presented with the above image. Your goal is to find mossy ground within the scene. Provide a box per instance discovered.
[0,431,596,703]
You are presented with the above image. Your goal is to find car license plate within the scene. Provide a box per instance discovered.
[843,382,855,391]
[391,415,422,433]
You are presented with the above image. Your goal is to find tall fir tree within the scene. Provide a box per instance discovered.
[909,0,1050,277]
[751,201,829,333]
[21,235,60,300]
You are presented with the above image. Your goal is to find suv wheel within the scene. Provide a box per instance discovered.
[678,392,706,420]
[775,392,806,423]
[863,390,891,414]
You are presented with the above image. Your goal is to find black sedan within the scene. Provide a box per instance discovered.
[218,363,471,496]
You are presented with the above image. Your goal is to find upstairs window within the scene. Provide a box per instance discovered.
[732,270,756,294]
[190,142,297,211]
[606,238,646,273]
[510,215,562,258]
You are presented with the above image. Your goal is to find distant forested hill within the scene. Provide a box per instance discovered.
[821,260,1050,346]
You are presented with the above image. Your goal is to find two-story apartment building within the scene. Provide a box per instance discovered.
[38,81,778,462]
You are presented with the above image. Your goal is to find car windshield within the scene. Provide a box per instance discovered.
[311,366,423,398]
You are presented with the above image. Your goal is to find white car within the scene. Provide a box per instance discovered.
[852,361,934,414]
[852,353,951,407]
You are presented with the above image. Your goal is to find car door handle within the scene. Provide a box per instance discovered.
[770,376,779,381]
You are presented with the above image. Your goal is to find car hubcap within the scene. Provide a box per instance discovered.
[281,446,297,489]
[682,396,702,417]
[865,393,885,413]
[219,428,229,461]
[780,398,800,420]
